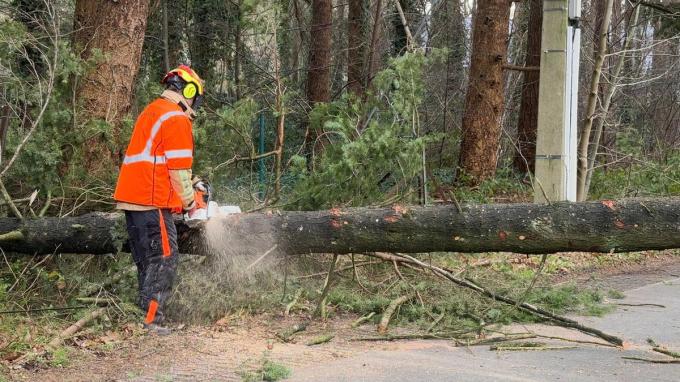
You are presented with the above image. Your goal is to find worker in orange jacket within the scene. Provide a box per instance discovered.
[113,65,206,335]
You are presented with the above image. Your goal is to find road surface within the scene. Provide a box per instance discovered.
[290,277,680,382]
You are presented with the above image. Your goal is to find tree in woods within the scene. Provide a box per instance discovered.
[391,0,417,55]
[1,0,679,218]
[577,0,614,201]
[139,0,185,85]
[347,0,365,96]
[426,0,467,167]
[582,3,641,198]
[364,0,385,89]
[513,0,542,174]
[457,0,510,185]
[73,0,150,172]
[306,0,333,154]
[0,0,63,219]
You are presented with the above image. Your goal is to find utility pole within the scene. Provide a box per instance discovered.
[533,0,580,203]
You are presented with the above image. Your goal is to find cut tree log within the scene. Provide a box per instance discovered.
[2,198,680,256]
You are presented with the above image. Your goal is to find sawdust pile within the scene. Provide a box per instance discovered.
[168,214,284,323]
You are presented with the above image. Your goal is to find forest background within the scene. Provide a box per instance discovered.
[1,0,679,215]
[1,0,680,373]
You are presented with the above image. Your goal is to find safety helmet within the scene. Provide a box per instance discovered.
[161,65,205,110]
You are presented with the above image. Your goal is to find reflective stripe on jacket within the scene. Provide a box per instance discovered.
[114,98,194,209]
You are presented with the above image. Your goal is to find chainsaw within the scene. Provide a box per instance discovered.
[184,183,241,222]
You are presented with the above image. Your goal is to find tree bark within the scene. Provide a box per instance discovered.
[365,0,384,89]
[513,0,542,174]
[3,199,680,256]
[233,0,243,100]
[347,0,365,96]
[307,0,333,104]
[305,0,333,154]
[457,0,510,185]
[162,0,170,73]
[73,0,151,169]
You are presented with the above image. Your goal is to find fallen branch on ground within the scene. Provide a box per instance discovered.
[653,347,680,359]
[531,334,617,348]
[315,255,339,318]
[294,260,379,279]
[454,333,536,347]
[377,294,413,334]
[352,332,474,342]
[390,253,624,347]
[491,344,577,351]
[46,308,107,351]
[306,334,335,346]
[75,297,114,305]
[622,356,680,364]
[615,303,665,308]
[351,312,376,328]
[426,312,446,333]
[13,307,107,365]
[0,305,88,314]
[284,289,303,316]
[276,322,308,343]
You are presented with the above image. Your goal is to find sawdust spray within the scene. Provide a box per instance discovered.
[167,213,284,323]
[202,214,280,278]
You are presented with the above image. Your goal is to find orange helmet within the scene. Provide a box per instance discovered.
[161,65,205,109]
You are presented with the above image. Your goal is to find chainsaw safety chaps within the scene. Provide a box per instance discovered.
[125,209,179,324]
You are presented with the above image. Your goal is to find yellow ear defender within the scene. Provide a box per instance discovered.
[183,83,198,99]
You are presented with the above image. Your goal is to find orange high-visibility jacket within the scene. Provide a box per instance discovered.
[114,98,194,209]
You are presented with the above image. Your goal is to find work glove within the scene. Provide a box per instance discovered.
[192,175,209,193]
[183,200,196,212]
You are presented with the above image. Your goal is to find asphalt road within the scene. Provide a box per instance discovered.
[289,277,680,382]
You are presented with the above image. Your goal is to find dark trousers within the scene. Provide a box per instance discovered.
[124,209,179,324]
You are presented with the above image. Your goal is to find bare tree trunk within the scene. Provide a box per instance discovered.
[233,0,243,100]
[291,0,305,84]
[162,0,170,72]
[305,0,333,153]
[577,0,614,201]
[307,0,333,104]
[347,0,365,96]
[73,0,150,171]
[457,0,510,185]
[513,0,542,174]
[583,5,641,196]
[365,0,384,89]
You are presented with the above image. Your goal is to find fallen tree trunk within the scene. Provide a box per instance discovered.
[1,198,679,255]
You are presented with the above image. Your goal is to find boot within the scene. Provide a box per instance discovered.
[143,323,172,336]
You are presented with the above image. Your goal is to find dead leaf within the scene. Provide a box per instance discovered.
[2,352,22,362]
[215,316,231,327]
[98,331,121,344]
